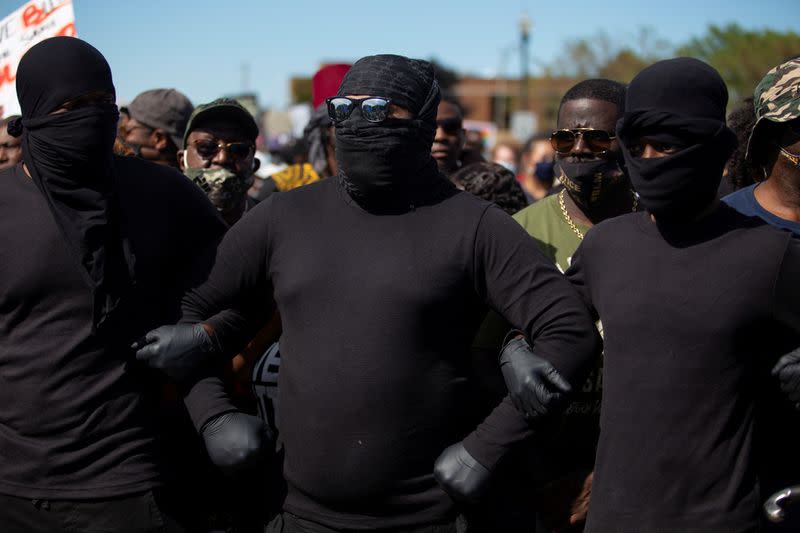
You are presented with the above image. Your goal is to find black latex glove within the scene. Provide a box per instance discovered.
[434,442,492,505]
[202,411,271,476]
[132,323,216,382]
[500,335,572,421]
[772,347,800,405]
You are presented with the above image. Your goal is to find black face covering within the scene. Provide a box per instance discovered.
[334,54,450,209]
[617,58,737,222]
[11,37,132,331]
[557,157,627,209]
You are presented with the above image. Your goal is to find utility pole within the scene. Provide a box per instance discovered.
[519,14,531,111]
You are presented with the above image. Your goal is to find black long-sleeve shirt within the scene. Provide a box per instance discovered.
[0,158,226,499]
[567,206,800,533]
[182,176,599,529]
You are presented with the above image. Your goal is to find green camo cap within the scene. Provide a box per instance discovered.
[747,58,800,159]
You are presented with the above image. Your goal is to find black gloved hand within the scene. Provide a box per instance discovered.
[772,347,800,405]
[201,411,271,476]
[434,442,492,505]
[500,334,572,421]
[132,324,217,382]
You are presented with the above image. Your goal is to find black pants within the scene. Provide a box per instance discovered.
[0,490,168,533]
[265,512,463,533]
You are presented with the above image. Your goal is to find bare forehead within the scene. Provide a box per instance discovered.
[558,98,621,131]
[437,100,462,119]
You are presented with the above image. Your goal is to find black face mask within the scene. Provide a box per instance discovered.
[335,115,436,199]
[533,161,555,184]
[333,54,449,209]
[25,104,118,178]
[618,116,736,222]
[557,157,627,209]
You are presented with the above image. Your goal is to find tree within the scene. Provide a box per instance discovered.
[678,24,800,105]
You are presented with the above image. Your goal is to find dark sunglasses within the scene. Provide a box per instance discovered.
[550,128,616,154]
[437,117,463,135]
[192,139,253,161]
[326,96,392,123]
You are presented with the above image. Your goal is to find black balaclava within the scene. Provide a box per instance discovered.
[617,57,737,221]
[334,54,450,210]
[10,37,131,332]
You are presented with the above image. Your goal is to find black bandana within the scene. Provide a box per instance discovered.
[11,37,132,332]
[617,58,737,222]
[334,54,451,211]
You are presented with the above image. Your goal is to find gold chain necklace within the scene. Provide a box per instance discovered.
[558,189,638,240]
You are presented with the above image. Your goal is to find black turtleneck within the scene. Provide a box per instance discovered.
[568,206,800,532]
[182,175,599,529]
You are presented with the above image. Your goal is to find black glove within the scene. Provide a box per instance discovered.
[772,347,800,405]
[500,334,572,420]
[132,324,217,381]
[201,411,271,476]
[434,442,492,505]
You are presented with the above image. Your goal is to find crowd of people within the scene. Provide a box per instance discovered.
[1,35,800,533]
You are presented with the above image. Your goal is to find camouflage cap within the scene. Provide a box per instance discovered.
[747,58,800,159]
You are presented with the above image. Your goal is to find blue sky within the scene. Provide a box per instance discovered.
[8,0,798,109]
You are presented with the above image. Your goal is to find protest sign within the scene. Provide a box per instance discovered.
[0,0,76,118]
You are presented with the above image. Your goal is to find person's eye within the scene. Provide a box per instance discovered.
[654,142,679,154]
[629,143,643,157]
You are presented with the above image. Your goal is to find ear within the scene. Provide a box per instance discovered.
[177,150,186,172]
[152,129,170,151]
[252,157,261,173]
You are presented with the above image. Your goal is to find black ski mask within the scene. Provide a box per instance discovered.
[334,54,449,209]
[617,58,737,222]
[10,37,132,332]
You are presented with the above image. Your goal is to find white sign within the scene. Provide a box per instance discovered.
[0,0,76,118]
[510,111,538,143]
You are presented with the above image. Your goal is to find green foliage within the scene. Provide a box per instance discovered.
[554,27,671,82]
[545,24,799,110]
[677,23,800,104]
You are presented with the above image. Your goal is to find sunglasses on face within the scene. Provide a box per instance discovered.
[437,117,463,135]
[192,138,253,161]
[326,96,393,123]
[550,128,616,154]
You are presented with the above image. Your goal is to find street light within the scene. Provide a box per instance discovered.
[520,14,531,111]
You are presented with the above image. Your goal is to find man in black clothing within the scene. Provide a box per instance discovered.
[508,57,800,532]
[135,54,600,532]
[0,37,266,532]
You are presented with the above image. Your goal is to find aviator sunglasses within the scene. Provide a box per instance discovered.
[191,139,254,161]
[550,128,616,155]
[326,96,393,123]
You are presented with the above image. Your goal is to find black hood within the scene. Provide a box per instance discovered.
[616,57,737,222]
[11,37,132,332]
